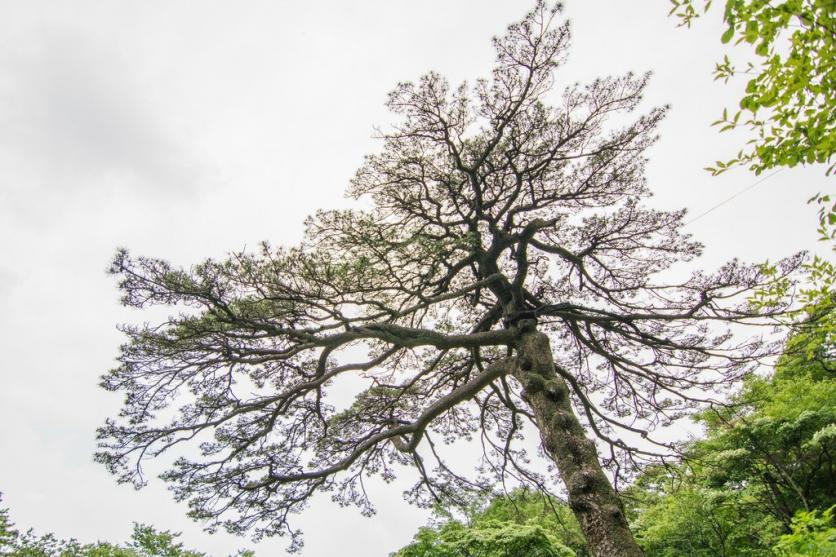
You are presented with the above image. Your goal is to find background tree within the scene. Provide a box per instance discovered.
[96,3,799,555]
[391,489,583,557]
[0,497,18,555]
[626,284,835,556]
[773,507,836,557]
[669,0,836,239]
[0,496,230,557]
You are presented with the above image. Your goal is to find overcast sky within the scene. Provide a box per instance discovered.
[0,1,829,556]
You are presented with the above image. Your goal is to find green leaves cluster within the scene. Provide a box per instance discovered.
[391,490,585,557]
[670,0,835,176]
[0,501,250,557]
[671,0,835,242]
[751,255,835,365]
[396,521,575,557]
[626,271,836,555]
[774,507,836,556]
[810,193,836,244]
[628,481,785,555]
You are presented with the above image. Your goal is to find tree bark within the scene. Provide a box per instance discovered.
[514,326,645,557]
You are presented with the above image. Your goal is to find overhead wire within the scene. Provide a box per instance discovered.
[683,168,785,225]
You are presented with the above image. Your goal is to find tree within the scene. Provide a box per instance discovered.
[123,525,206,557]
[627,287,835,556]
[393,520,574,557]
[391,489,582,557]
[0,496,221,557]
[0,496,18,555]
[628,476,784,556]
[773,507,836,557]
[96,3,799,555]
[669,0,836,239]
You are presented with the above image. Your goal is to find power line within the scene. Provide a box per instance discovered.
[684,169,784,225]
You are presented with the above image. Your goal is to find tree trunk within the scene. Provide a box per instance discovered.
[514,327,645,557]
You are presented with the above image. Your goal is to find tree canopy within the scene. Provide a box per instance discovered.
[96,2,800,554]
[0,497,240,557]
[391,489,582,557]
[626,280,836,556]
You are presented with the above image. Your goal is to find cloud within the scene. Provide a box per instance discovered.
[0,30,199,201]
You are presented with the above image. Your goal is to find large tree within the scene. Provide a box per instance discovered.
[96,3,798,556]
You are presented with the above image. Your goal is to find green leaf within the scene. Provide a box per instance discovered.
[744,20,759,43]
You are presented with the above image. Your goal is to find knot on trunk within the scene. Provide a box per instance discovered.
[604,504,627,525]
[544,380,565,401]
[522,373,545,393]
[569,497,591,513]
[563,432,596,455]
[515,317,537,333]
[568,469,599,496]
[505,310,538,331]
[551,411,572,430]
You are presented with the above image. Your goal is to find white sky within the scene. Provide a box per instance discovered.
[0,1,829,556]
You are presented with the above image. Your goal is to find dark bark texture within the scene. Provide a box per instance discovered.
[515,326,644,557]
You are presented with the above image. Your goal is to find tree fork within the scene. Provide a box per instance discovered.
[513,321,644,557]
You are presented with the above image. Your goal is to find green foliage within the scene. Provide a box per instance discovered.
[670,0,835,176]
[0,502,17,554]
[774,507,836,556]
[0,496,244,557]
[670,0,835,240]
[396,520,575,557]
[124,525,206,557]
[810,193,836,244]
[751,255,835,367]
[392,490,584,557]
[628,268,835,555]
[628,478,784,556]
